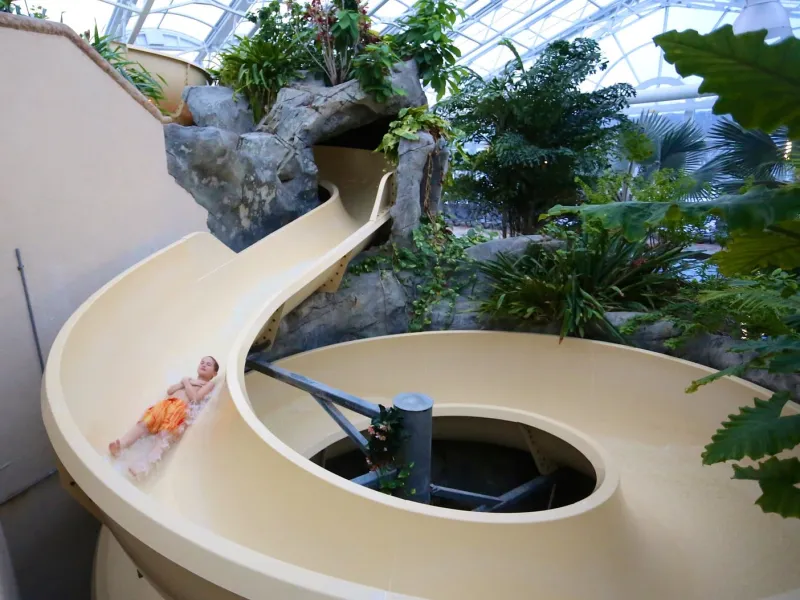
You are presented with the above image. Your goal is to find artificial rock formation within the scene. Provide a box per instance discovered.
[262,235,800,399]
[165,61,434,251]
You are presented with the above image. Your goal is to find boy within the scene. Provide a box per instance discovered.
[109,356,219,457]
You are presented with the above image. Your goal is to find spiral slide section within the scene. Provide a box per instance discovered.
[43,131,800,600]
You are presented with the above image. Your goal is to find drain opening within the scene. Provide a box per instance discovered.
[310,416,596,513]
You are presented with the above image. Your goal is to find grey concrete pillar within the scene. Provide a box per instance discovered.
[393,393,433,504]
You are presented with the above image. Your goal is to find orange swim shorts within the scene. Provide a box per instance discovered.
[140,397,187,434]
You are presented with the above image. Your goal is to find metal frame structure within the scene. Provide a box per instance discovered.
[245,354,559,510]
[93,0,799,105]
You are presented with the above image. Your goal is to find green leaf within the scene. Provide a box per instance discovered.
[654,25,800,137]
[702,392,800,464]
[715,223,800,275]
[767,351,800,373]
[548,186,800,241]
[733,457,800,518]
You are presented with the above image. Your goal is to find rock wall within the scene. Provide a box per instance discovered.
[165,62,435,251]
[262,236,800,399]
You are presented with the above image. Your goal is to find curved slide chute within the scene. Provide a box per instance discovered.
[44,147,800,600]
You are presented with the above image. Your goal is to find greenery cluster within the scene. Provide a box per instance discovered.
[439,38,634,236]
[479,224,692,342]
[210,1,309,122]
[619,268,800,348]
[376,106,459,164]
[365,405,403,471]
[363,406,417,495]
[388,0,469,100]
[350,215,493,331]
[1,0,46,18]
[213,0,467,120]
[549,25,800,518]
[81,25,167,106]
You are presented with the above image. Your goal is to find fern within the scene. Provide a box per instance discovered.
[702,392,800,464]
[733,457,800,518]
[700,280,800,319]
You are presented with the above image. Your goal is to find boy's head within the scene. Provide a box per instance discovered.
[198,356,219,380]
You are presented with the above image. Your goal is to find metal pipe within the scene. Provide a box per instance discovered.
[628,83,715,105]
[15,249,44,373]
[392,393,433,504]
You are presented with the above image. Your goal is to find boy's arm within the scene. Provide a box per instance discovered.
[166,382,183,395]
[182,377,198,402]
[195,380,216,400]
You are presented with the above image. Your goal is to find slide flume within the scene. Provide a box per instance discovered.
[43,146,800,600]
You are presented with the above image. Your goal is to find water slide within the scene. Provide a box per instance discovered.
[25,20,800,600]
[44,138,800,599]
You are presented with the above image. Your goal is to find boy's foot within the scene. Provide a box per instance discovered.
[109,440,121,457]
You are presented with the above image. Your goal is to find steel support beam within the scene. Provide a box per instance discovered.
[128,0,156,43]
[313,396,370,454]
[246,357,382,419]
[195,0,255,62]
[430,485,501,507]
[351,469,397,489]
[473,473,557,513]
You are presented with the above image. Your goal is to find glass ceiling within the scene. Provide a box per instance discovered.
[41,0,800,103]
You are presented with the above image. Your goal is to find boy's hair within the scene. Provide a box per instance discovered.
[207,356,219,373]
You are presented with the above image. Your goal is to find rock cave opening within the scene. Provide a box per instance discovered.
[310,416,597,513]
[317,116,397,151]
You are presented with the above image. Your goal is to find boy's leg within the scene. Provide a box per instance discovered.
[109,422,149,456]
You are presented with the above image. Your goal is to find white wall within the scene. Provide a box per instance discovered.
[0,17,208,596]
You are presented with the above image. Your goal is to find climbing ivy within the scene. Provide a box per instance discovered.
[348,215,494,331]
[376,106,461,164]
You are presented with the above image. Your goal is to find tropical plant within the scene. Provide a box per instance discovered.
[389,0,468,100]
[300,0,378,86]
[211,1,310,122]
[351,42,402,103]
[479,225,691,342]
[1,0,47,18]
[703,118,798,193]
[549,24,800,518]
[439,38,634,236]
[377,106,458,163]
[622,269,800,349]
[81,25,166,105]
[349,215,493,331]
[634,111,707,178]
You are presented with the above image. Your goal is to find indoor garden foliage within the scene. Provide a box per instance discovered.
[212,0,466,122]
[479,223,692,342]
[81,25,167,106]
[1,0,46,18]
[549,25,800,518]
[438,38,634,236]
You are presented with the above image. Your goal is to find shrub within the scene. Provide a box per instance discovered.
[389,0,467,100]
[376,106,458,163]
[211,1,309,122]
[81,26,166,106]
[479,226,691,341]
[439,38,634,236]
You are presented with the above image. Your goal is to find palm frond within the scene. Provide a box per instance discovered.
[636,111,707,175]
[706,118,791,183]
